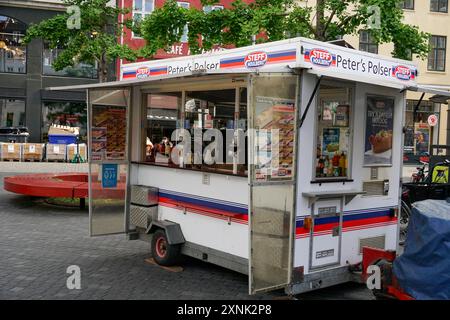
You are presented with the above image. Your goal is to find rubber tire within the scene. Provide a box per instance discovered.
[151,229,181,266]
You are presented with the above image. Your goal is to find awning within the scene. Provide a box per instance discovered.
[305,68,450,103]
[406,84,450,104]
[46,69,261,92]
[46,72,200,91]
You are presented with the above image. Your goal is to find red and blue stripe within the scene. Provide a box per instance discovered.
[122,66,168,79]
[296,208,397,238]
[156,189,397,234]
[158,189,248,223]
[220,50,297,69]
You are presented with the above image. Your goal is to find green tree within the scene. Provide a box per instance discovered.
[139,0,429,61]
[23,0,137,82]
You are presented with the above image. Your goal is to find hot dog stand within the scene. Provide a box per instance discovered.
[48,37,450,295]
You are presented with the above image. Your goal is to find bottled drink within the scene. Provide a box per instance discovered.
[328,155,333,177]
[316,158,321,177]
[344,152,348,176]
[324,156,329,176]
[339,152,346,176]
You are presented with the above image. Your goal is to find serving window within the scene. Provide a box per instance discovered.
[314,84,353,180]
[145,92,181,164]
[144,87,248,176]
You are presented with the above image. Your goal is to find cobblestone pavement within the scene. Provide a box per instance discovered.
[0,172,373,300]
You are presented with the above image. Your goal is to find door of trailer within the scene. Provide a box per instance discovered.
[248,73,299,294]
[87,88,131,236]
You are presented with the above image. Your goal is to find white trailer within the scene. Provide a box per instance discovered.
[49,37,450,295]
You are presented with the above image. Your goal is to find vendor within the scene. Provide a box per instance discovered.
[146,137,154,156]
[157,137,173,157]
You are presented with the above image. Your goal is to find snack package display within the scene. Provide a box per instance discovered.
[91,105,127,161]
[255,97,295,180]
[315,95,351,179]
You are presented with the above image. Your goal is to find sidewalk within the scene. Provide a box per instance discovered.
[0,162,88,174]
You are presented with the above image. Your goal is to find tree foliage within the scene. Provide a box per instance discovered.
[139,0,430,60]
[23,0,137,82]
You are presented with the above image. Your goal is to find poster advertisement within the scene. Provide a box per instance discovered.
[322,101,335,122]
[322,128,340,157]
[254,96,295,180]
[334,105,350,127]
[414,123,430,156]
[364,96,394,166]
[91,105,127,161]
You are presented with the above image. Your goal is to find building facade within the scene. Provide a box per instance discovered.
[0,0,104,142]
[118,0,247,74]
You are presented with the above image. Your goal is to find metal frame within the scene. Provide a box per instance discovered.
[247,72,299,294]
[307,196,344,272]
[396,89,408,252]
[286,265,357,295]
[87,87,132,237]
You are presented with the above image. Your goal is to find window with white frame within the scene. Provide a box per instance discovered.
[428,35,447,71]
[132,0,155,38]
[203,4,224,13]
[359,30,378,54]
[177,2,190,43]
[431,0,448,13]
[400,0,414,10]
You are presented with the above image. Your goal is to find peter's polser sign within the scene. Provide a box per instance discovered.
[301,40,418,86]
[120,37,418,86]
[121,41,298,80]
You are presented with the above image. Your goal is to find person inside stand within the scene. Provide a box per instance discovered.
[146,137,154,161]
[155,137,173,164]
[161,137,172,155]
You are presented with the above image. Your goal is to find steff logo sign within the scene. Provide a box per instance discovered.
[244,51,268,68]
[136,67,150,79]
[392,65,415,81]
[304,48,336,67]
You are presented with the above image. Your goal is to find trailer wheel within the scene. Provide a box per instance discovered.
[151,229,181,266]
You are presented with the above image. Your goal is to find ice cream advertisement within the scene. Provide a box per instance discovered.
[364,95,395,166]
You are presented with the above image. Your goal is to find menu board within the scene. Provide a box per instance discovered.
[254,96,295,180]
[364,95,394,166]
[91,105,127,161]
